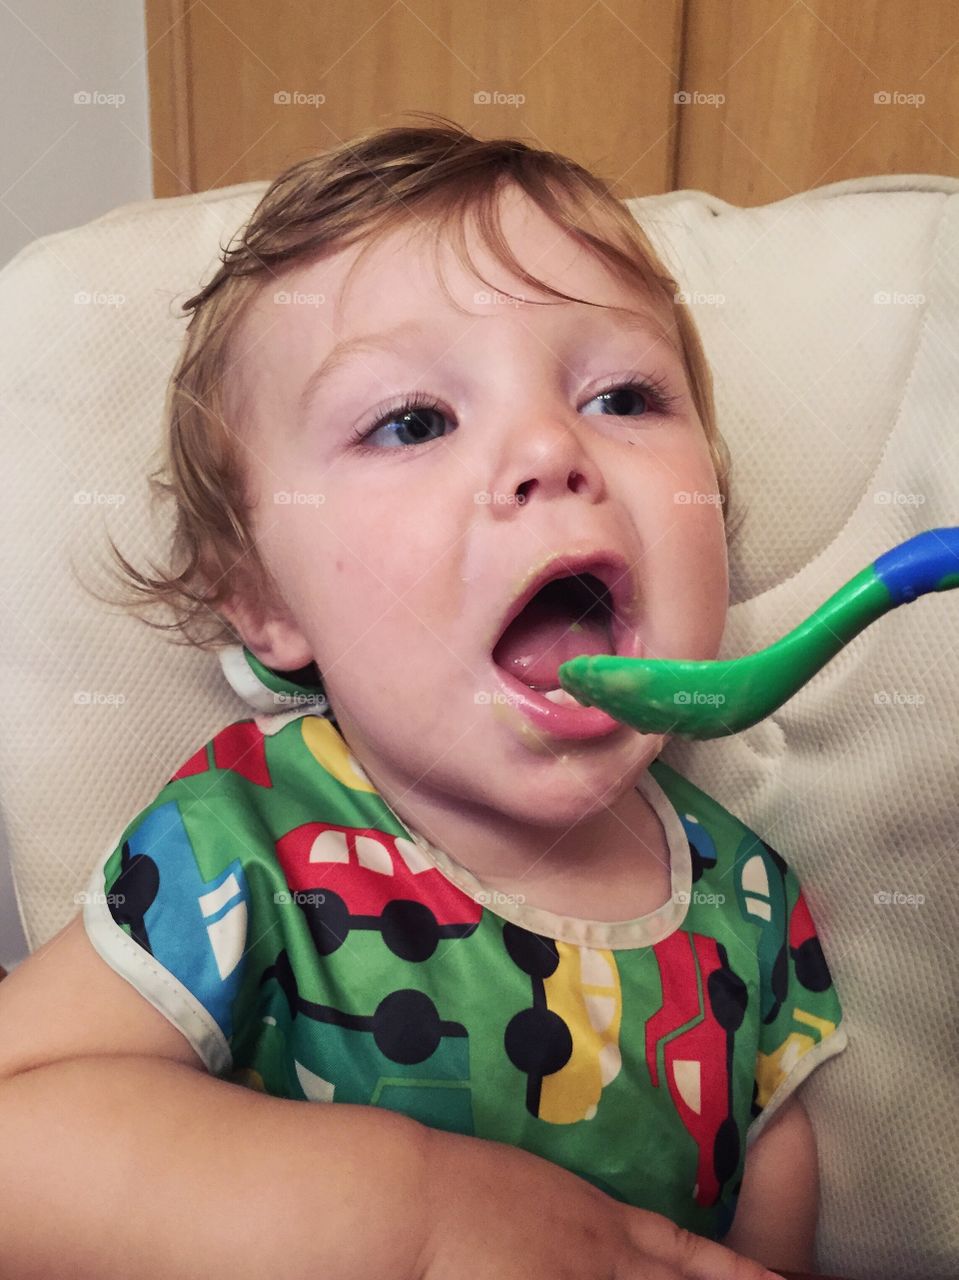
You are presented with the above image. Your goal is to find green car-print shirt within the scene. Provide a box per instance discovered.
[82,645,848,1241]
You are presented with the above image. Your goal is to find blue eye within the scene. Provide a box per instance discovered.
[583,382,657,417]
[347,396,449,451]
[345,371,679,453]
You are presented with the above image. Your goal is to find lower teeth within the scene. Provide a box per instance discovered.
[543,687,582,707]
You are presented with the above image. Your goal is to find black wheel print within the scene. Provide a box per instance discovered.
[689,836,707,884]
[299,888,349,956]
[502,921,560,979]
[268,947,300,1019]
[372,989,443,1064]
[763,938,790,1025]
[108,842,160,953]
[380,899,440,962]
[793,934,832,992]
[504,1006,573,1078]
[713,1116,741,1188]
[707,963,748,1034]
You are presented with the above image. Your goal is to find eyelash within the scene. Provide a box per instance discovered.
[345,369,682,453]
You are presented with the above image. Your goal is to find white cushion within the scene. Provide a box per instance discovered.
[1,171,957,1279]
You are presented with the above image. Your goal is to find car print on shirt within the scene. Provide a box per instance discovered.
[242,945,475,1136]
[680,811,719,883]
[170,719,273,788]
[501,921,624,1124]
[273,820,482,960]
[645,930,747,1208]
[104,800,250,1039]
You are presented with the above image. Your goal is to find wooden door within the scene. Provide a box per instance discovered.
[146,0,959,204]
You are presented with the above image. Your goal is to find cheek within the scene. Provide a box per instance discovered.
[282,501,443,661]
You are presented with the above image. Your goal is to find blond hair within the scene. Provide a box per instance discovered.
[104,112,739,653]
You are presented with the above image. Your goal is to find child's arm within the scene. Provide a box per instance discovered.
[0,1055,433,1279]
[0,914,430,1279]
[721,1095,819,1273]
[0,916,785,1280]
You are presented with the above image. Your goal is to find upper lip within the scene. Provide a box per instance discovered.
[489,549,640,656]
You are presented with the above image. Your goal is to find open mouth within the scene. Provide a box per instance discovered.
[491,571,617,692]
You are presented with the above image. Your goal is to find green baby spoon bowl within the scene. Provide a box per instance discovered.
[557,527,959,739]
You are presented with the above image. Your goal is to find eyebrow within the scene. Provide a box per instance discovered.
[296,304,679,427]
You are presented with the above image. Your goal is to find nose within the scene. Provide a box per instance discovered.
[488,417,607,514]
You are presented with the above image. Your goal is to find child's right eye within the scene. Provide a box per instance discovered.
[347,394,450,452]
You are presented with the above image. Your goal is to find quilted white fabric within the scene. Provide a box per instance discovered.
[1,171,957,1280]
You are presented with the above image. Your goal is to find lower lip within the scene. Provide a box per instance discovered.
[489,619,642,741]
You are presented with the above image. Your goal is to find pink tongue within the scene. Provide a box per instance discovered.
[492,595,613,691]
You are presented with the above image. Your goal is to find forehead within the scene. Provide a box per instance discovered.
[236,186,678,388]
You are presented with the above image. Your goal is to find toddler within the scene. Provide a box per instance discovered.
[0,117,846,1280]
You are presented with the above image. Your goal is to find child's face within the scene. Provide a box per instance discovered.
[226,185,728,832]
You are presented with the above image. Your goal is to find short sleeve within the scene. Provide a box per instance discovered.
[739,838,849,1147]
[81,797,252,1077]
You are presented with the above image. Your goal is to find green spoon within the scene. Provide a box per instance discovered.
[557,527,959,739]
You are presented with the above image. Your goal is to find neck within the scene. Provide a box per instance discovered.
[348,740,669,900]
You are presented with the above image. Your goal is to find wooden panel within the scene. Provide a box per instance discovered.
[146,0,683,200]
[677,0,959,204]
[145,0,196,196]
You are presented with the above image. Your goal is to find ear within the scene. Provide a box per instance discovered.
[217,582,315,674]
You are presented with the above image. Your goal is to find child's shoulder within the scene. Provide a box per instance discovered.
[127,708,373,844]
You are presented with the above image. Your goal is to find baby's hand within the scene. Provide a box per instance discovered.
[418,1127,783,1280]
